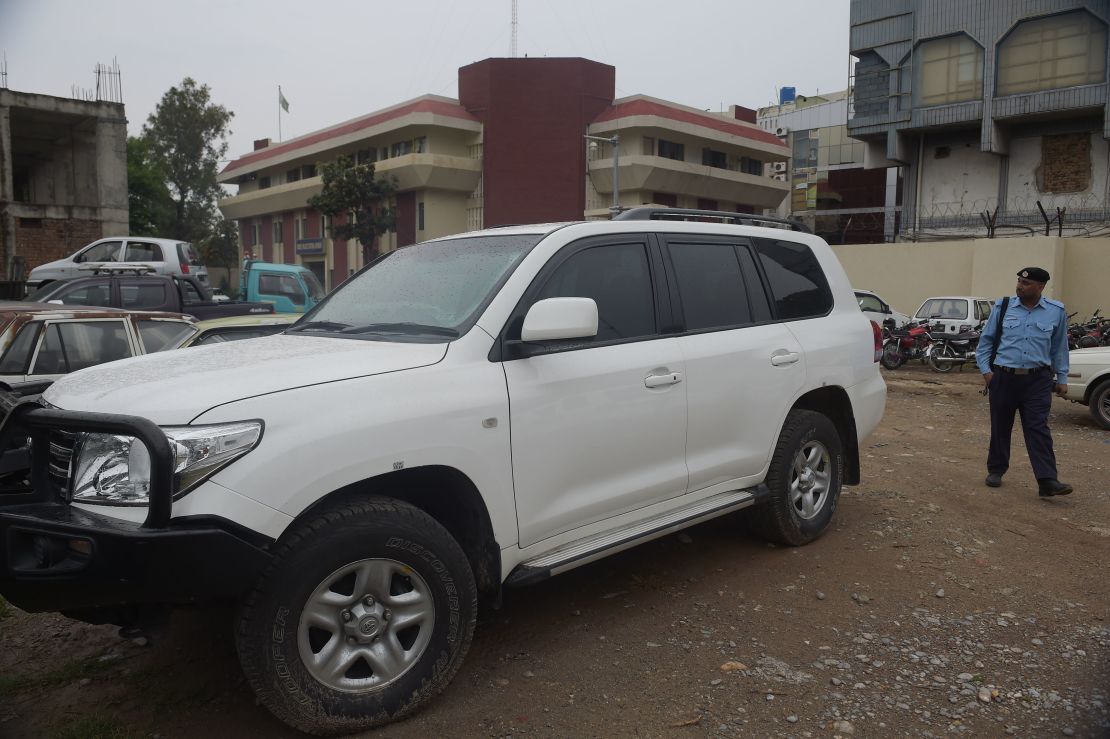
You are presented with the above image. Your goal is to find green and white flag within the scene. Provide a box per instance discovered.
[279,88,290,113]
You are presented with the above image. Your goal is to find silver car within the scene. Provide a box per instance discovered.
[25,237,209,293]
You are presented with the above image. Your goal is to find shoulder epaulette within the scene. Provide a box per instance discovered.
[1044,297,1065,309]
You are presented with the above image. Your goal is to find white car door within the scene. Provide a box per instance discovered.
[68,240,125,279]
[664,236,806,490]
[502,238,689,548]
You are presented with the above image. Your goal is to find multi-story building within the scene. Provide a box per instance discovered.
[218,57,789,291]
[0,89,128,285]
[759,89,902,243]
[848,0,1109,238]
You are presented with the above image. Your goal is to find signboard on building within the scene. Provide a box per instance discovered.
[296,238,324,256]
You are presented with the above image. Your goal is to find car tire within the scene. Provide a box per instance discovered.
[1089,380,1110,430]
[749,409,843,546]
[236,497,477,736]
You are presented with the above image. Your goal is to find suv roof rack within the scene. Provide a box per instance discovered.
[613,207,812,234]
[78,263,157,275]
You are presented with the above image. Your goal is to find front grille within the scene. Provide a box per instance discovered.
[46,430,77,500]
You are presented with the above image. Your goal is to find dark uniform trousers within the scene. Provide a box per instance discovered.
[987,367,1057,479]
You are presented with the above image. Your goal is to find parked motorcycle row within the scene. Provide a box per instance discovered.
[881,308,1110,374]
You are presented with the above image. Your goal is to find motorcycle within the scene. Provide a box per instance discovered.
[880,319,935,370]
[926,324,982,373]
[1068,308,1106,349]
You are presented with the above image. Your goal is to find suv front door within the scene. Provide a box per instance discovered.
[663,236,806,490]
[503,237,688,548]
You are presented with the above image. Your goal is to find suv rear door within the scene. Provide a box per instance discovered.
[502,236,688,547]
[662,235,806,490]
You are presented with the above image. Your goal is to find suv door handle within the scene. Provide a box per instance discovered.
[770,352,799,366]
[644,372,683,388]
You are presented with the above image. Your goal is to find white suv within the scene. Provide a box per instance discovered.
[0,209,886,734]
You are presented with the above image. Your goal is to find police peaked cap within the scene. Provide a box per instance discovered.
[1017,267,1050,283]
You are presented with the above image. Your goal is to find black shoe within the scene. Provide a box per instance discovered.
[985,472,1003,488]
[1038,479,1073,497]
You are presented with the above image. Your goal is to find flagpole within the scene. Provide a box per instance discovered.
[278,85,282,142]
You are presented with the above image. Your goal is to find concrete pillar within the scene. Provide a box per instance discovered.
[95,113,129,236]
[0,102,11,203]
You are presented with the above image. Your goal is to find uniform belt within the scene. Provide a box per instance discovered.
[993,365,1050,375]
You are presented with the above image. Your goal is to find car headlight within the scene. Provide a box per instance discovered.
[71,421,262,505]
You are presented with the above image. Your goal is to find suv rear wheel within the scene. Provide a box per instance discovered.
[749,409,843,546]
[236,498,477,736]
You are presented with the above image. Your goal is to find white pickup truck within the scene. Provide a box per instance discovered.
[0,208,886,735]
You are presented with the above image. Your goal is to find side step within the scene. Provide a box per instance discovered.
[505,484,768,587]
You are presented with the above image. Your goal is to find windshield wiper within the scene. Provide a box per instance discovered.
[342,322,459,337]
[287,320,353,333]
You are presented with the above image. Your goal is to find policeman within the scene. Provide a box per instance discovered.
[975,267,1072,498]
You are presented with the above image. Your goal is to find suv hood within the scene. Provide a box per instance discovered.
[44,335,448,423]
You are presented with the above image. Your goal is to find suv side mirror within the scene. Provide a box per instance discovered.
[521,298,598,342]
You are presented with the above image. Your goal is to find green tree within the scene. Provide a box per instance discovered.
[126,136,172,236]
[308,157,398,262]
[142,78,233,243]
[199,217,241,281]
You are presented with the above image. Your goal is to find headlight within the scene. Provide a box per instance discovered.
[71,421,262,505]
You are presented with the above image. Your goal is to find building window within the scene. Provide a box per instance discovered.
[702,149,728,169]
[320,214,329,238]
[658,140,685,161]
[258,175,271,190]
[915,35,983,106]
[641,136,656,156]
[997,11,1107,96]
[302,164,317,179]
[273,219,283,244]
[287,168,301,183]
[418,202,425,231]
[391,140,413,157]
[739,157,763,176]
[414,137,427,153]
[251,221,259,246]
[357,148,377,164]
[295,217,304,241]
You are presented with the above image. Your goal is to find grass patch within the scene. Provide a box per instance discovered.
[50,714,138,739]
[0,653,124,698]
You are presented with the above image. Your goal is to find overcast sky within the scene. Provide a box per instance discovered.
[1,0,850,162]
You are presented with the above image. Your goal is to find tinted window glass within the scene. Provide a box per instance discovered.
[737,248,773,322]
[76,240,123,263]
[33,322,131,374]
[259,274,305,306]
[126,242,162,261]
[178,279,204,305]
[55,283,112,307]
[857,293,884,312]
[536,243,655,342]
[669,242,752,330]
[753,238,833,320]
[120,281,167,309]
[0,323,41,374]
[138,320,196,352]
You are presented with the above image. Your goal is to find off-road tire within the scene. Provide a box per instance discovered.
[1089,379,1110,430]
[236,497,477,736]
[749,409,843,546]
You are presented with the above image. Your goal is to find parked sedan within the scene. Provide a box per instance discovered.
[1064,346,1110,429]
[856,289,910,329]
[0,303,196,386]
[181,314,298,347]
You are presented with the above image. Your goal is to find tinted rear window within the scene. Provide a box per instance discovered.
[753,238,833,320]
[669,242,752,330]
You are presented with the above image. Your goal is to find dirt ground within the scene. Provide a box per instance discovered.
[1,364,1108,738]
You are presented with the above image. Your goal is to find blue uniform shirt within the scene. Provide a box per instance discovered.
[975,296,1070,384]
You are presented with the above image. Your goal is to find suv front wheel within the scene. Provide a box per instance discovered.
[750,409,843,546]
[236,498,477,736]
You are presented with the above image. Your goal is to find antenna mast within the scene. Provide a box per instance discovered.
[511,0,518,57]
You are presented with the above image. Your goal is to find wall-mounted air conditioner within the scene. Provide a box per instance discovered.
[772,161,788,173]
[775,126,790,138]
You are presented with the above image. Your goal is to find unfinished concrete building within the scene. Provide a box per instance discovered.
[0,89,128,286]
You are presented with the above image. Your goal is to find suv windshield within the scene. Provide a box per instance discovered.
[294,234,540,339]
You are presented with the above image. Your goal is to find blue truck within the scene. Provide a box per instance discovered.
[240,260,326,313]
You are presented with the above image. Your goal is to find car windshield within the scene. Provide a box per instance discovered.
[293,234,540,340]
[916,298,968,320]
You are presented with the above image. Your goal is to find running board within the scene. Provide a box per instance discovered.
[505,484,768,587]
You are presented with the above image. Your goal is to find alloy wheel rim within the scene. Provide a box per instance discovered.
[790,440,831,520]
[298,558,435,693]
